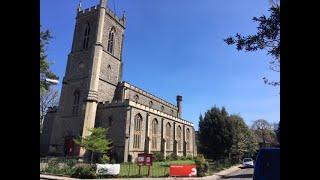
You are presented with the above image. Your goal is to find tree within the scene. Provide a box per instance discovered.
[251,119,277,147]
[40,25,58,91]
[40,86,59,133]
[198,106,233,160]
[74,127,112,164]
[224,4,280,86]
[228,115,259,163]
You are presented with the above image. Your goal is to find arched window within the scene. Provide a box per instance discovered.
[186,128,190,151]
[166,122,171,150]
[161,105,164,111]
[83,23,90,49]
[107,27,115,54]
[151,119,158,149]
[177,125,182,151]
[133,114,142,148]
[72,90,80,115]
[149,101,153,108]
[134,94,139,102]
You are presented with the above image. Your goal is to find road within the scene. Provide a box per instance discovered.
[220,167,254,180]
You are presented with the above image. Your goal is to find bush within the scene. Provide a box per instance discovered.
[195,154,209,177]
[180,156,187,161]
[186,155,194,160]
[153,152,165,162]
[65,159,77,167]
[98,154,110,164]
[47,158,59,167]
[71,164,97,179]
[166,153,178,161]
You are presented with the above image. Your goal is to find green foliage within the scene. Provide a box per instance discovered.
[40,25,58,91]
[74,127,112,163]
[224,6,280,86]
[43,158,76,176]
[186,155,194,160]
[153,152,165,162]
[194,154,209,177]
[229,115,259,163]
[98,154,110,164]
[198,106,259,162]
[166,153,178,161]
[71,164,97,179]
[198,106,233,160]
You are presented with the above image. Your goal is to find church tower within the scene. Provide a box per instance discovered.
[49,0,126,156]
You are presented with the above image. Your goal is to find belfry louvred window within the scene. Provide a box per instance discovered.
[83,23,90,49]
[72,90,80,115]
[107,27,115,54]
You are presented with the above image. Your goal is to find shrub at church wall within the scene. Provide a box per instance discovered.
[71,164,97,179]
[153,152,165,162]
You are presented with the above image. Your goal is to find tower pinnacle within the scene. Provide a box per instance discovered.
[77,0,82,12]
[100,0,108,8]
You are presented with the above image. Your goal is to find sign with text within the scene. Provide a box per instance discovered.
[96,164,120,175]
[169,164,197,177]
[137,153,153,166]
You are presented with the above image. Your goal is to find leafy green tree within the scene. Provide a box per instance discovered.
[198,106,233,160]
[228,115,259,163]
[74,127,112,164]
[224,4,280,86]
[251,119,277,147]
[40,25,58,91]
[244,129,259,157]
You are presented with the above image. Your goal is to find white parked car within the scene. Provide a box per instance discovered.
[242,158,254,168]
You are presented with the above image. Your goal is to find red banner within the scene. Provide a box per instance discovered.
[170,164,197,177]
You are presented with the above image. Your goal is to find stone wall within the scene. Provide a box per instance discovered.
[40,107,58,156]
[127,102,195,162]
[96,101,128,162]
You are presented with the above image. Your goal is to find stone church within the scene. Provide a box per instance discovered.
[40,0,197,162]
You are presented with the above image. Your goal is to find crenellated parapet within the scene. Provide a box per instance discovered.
[77,5,99,17]
[77,5,126,28]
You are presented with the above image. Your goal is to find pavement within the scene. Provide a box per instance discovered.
[40,164,246,180]
[219,167,253,180]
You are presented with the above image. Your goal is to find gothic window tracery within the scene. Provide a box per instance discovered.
[177,125,182,151]
[133,114,142,148]
[166,122,171,150]
[151,119,158,149]
[186,128,190,151]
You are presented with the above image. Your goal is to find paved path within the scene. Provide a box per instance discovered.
[220,167,253,180]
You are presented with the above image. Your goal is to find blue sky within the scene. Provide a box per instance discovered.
[41,0,280,130]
